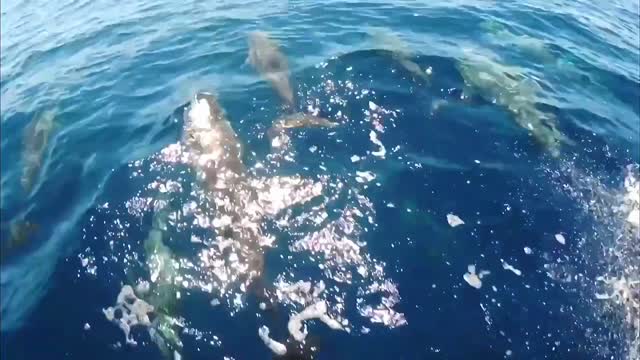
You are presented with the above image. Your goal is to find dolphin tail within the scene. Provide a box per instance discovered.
[149,313,183,359]
[269,113,338,133]
[267,113,339,155]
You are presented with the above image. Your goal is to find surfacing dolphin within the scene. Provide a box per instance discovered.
[182,92,268,285]
[126,91,337,359]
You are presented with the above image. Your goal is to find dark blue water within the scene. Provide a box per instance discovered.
[1,1,639,359]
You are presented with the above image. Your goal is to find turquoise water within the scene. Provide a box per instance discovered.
[1,0,639,359]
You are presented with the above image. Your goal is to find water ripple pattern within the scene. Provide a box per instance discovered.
[1,0,638,359]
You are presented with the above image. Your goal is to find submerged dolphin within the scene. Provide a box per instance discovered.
[367,27,431,83]
[456,49,568,156]
[479,20,556,64]
[0,221,39,264]
[138,193,183,358]
[21,108,56,194]
[247,31,295,108]
[2,109,56,264]
[246,30,339,147]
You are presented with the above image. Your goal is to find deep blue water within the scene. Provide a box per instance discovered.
[1,1,639,359]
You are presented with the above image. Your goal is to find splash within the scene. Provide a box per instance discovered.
[446,213,465,227]
[258,325,287,356]
[552,162,640,359]
[102,285,155,346]
[463,264,490,289]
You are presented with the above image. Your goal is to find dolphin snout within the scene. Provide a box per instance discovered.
[194,91,216,103]
[248,30,269,42]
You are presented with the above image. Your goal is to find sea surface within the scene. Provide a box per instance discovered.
[1,0,639,359]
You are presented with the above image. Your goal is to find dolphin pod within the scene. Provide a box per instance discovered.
[107,29,573,359]
[367,27,568,156]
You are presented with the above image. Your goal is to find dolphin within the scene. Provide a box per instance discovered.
[182,92,336,285]
[456,49,569,156]
[246,31,339,144]
[135,93,262,358]
[479,20,556,64]
[183,92,267,283]
[141,196,184,359]
[0,220,39,264]
[247,31,295,108]
[2,109,56,264]
[21,108,56,195]
[367,27,431,83]
[130,92,336,359]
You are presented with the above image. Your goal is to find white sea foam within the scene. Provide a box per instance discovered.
[447,214,465,227]
[258,325,287,356]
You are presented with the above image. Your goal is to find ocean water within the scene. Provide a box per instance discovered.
[1,0,639,359]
